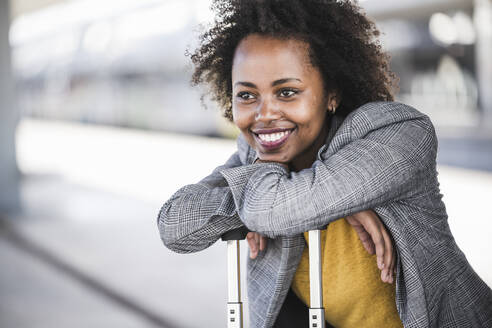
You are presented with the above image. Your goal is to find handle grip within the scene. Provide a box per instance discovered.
[221,226,250,241]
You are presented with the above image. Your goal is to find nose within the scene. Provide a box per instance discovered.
[255,97,281,122]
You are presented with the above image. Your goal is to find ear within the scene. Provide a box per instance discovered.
[326,90,342,112]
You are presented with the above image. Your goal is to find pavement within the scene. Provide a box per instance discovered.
[0,174,235,328]
[1,118,491,328]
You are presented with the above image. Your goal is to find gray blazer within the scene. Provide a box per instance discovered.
[158,101,492,328]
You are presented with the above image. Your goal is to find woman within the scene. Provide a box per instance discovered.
[157,1,492,327]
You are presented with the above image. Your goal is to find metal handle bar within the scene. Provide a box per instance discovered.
[222,227,325,328]
[222,227,249,328]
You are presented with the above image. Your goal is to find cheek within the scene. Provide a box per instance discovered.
[232,106,250,130]
[232,107,257,146]
[292,105,325,132]
[291,113,326,144]
[296,123,318,144]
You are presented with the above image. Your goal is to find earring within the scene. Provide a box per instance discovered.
[328,105,336,114]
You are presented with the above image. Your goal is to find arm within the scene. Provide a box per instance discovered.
[157,136,254,254]
[220,102,438,238]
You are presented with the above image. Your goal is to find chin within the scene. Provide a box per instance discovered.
[258,152,291,163]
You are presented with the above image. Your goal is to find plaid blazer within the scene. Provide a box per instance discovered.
[158,101,492,328]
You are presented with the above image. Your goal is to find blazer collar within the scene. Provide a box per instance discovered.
[317,113,346,161]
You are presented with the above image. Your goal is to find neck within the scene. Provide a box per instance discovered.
[290,116,331,172]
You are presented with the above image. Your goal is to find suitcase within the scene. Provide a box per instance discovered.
[222,227,326,328]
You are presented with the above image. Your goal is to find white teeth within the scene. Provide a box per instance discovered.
[258,130,290,142]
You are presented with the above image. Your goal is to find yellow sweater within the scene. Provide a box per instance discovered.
[291,218,403,328]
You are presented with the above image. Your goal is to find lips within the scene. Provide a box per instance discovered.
[252,128,295,150]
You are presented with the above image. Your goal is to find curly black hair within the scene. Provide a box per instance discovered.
[189,0,398,121]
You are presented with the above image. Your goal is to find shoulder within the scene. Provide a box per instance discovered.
[323,101,438,165]
[344,101,435,140]
[350,101,427,119]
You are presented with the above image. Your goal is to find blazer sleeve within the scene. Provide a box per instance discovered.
[219,102,438,238]
[157,136,253,254]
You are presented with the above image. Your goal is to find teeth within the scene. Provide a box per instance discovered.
[258,130,290,142]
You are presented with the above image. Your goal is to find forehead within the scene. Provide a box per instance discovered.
[232,34,314,82]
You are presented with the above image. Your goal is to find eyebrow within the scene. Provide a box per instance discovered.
[272,78,302,86]
[234,78,302,88]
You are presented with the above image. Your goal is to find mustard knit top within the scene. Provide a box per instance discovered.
[291,218,403,328]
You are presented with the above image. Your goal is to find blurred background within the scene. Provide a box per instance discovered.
[1,0,491,327]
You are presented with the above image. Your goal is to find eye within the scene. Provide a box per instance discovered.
[278,88,298,98]
[236,91,256,102]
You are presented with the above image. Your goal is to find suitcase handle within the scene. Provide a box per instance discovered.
[223,226,249,328]
[221,226,249,241]
[308,229,325,328]
[222,226,325,328]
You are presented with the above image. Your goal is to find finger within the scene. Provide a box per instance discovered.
[246,232,255,250]
[348,217,368,240]
[246,232,258,259]
[380,224,395,283]
[259,236,267,251]
[382,230,392,283]
[357,229,375,254]
[358,211,391,282]
[355,210,395,283]
[253,233,261,259]
[362,218,385,271]
[346,216,375,254]
[387,231,397,283]
[345,215,358,226]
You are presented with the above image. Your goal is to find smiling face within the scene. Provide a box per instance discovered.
[231,34,339,171]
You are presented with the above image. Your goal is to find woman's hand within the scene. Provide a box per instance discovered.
[246,232,267,259]
[346,210,396,284]
[246,209,396,283]
[252,159,396,282]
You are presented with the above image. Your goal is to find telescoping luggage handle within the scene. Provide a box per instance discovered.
[308,230,325,328]
[221,226,250,328]
[222,227,325,328]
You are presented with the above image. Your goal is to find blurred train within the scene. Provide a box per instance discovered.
[9,0,482,137]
